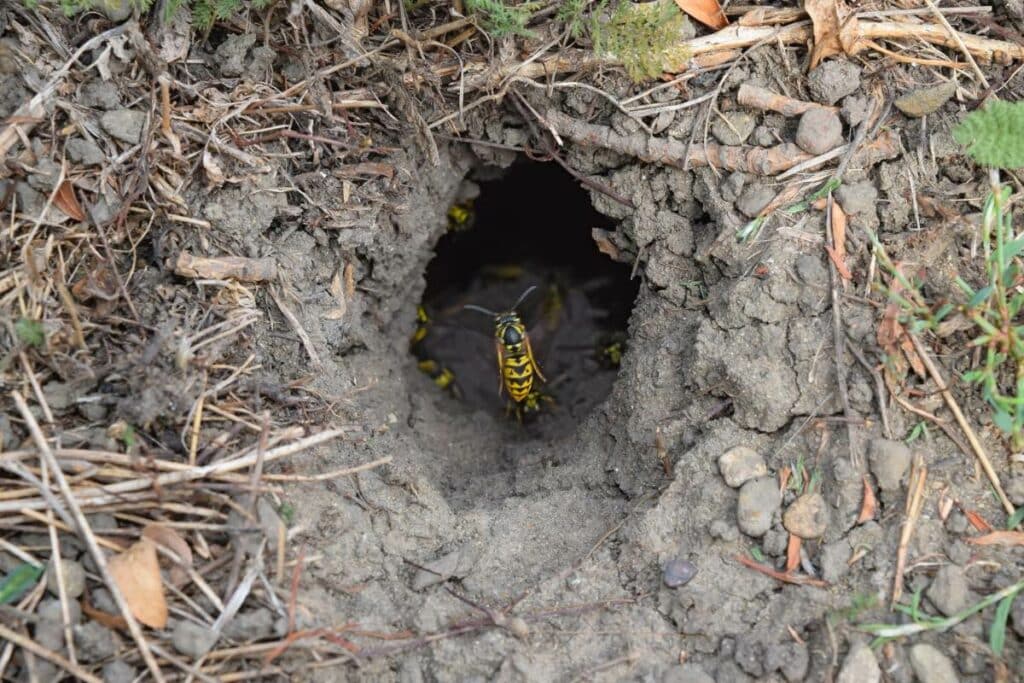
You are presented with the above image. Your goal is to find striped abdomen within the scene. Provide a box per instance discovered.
[502,351,534,402]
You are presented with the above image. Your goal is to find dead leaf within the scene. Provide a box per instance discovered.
[785,534,801,573]
[323,270,347,321]
[963,508,994,533]
[592,228,621,260]
[158,5,192,63]
[825,245,853,281]
[71,265,119,303]
[966,531,1024,546]
[877,266,925,379]
[202,149,226,187]
[142,523,192,587]
[81,597,128,630]
[53,181,85,222]
[175,252,277,282]
[857,475,877,524]
[830,200,848,286]
[674,0,728,30]
[805,0,861,68]
[107,537,168,629]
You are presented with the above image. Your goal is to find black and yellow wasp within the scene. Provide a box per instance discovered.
[464,286,546,411]
[410,305,461,398]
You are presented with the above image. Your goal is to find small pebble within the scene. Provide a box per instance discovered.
[172,619,218,658]
[807,61,862,105]
[66,137,106,167]
[46,559,86,599]
[735,185,775,218]
[80,81,120,110]
[662,663,714,683]
[894,81,957,118]
[38,597,82,625]
[102,661,138,683]
[718,446,769,488]
[909,643,959,683]
[837,642,881,683]
[783,492,830,539]
[736,477,779,537]
[100,109,147,145]
[835,180,878,216]
[711,111,756,146]
[927,565,969,617]
[42,381,75,411]
[74,621,117,662]
[868,438,913,491]
[795,108,843,155]
[662,558,698,588]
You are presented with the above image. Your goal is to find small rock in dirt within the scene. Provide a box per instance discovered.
[894,81,957,118]
[91,587,117,614]
[944,509,969,535]
[101,0,133,21]
[709,519,739,542]
[735,185,775,218]
[0,413,15,449]
[223,608,277,641]
[927,564,969,617]
[766,642,809,682]
[662,558,698,588]
[868,438,912,491]
[763,527,788,556]
[663,663,714,683]
[101,109,146,145]
[835,180,878,216]
[102,660,138,683]
[795,108,843,155]
[783,492,829,538]
[736,477,779,537]
[909,643,959,683]
[721,172,746,203]
[718,446,768,488]
[795,254,828,288]
[734,637,764,676]
[216,33,258,77]
[78,400,108,422]
[243,46,277,81]
[172,619,218,658]
[42,381,75,411]
[80,81,120,110]
[412,546,477,590]
[837,642,881,683]
[46,558,86,599]
[38,597,82,625]
[841,95,872,127]
[1006,474,1024,506]
[712,111,756,146]
[74,621,117,662]
[820,538,852,583]
[66,137,105,166]
[807,61,862,105]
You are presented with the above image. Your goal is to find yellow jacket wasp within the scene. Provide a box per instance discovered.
[464,286,546,408]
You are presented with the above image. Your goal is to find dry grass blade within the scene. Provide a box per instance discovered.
[892,457,927,607]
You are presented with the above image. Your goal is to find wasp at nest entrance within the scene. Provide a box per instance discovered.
[410,161,638,435]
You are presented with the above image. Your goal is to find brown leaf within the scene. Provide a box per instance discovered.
[831,200,848,282]
[825,244,853,281]
[857,475,877,524]
[592,228,621,260]
[107,537,168,629]
[963,509,994,533]
[674,0,728,30]
[966,531,1024,546]
[175,252,277,282]
[785,534,801,573]
[81,598,128,630]
[142,523,192,587]
[323,271,347,321]
[805,0,861,68]
[53,181,85,222]
[735,555,828,587]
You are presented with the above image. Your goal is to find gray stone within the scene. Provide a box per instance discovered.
[80,81,120,110]
[868,438,912,491]
[101,0,133,22]
[662,663,714,683]
[709,519,739,542]
[0,413,15,449]
[46,559,86,599]
[927,565,970,617]
[783,492,830,538]
[909,643,959,683]
[735,185,775,218]
[841,95,872,126]
[835,180,879,216]
[712,111,756,146]
[91,588,117,614]
[223,608,277,641]
[78,400,109,422]
[216,33,257,77]
[1006,473,1024,505]
[721,172,746,203]
[102,660,138,683]
[42,381,74,411]
[807,61,862,105]
[38,597,82,625]
[27,158,61,192]
[100,109,146,145]
[837,642,881,683]
[172,619,218,658]
[736,477,779,537]
[663,558,698,588]
[895,81,957,118]
[66,137,105,166]
[820,538,852,583]
[795,108,843,155]
[718,446,769,488]
[74,621,117,662]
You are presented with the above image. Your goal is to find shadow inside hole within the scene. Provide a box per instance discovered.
[413,160,638,438]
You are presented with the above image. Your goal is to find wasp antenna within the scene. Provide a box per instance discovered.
[511,285,538,311]
[463,304,498,317]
